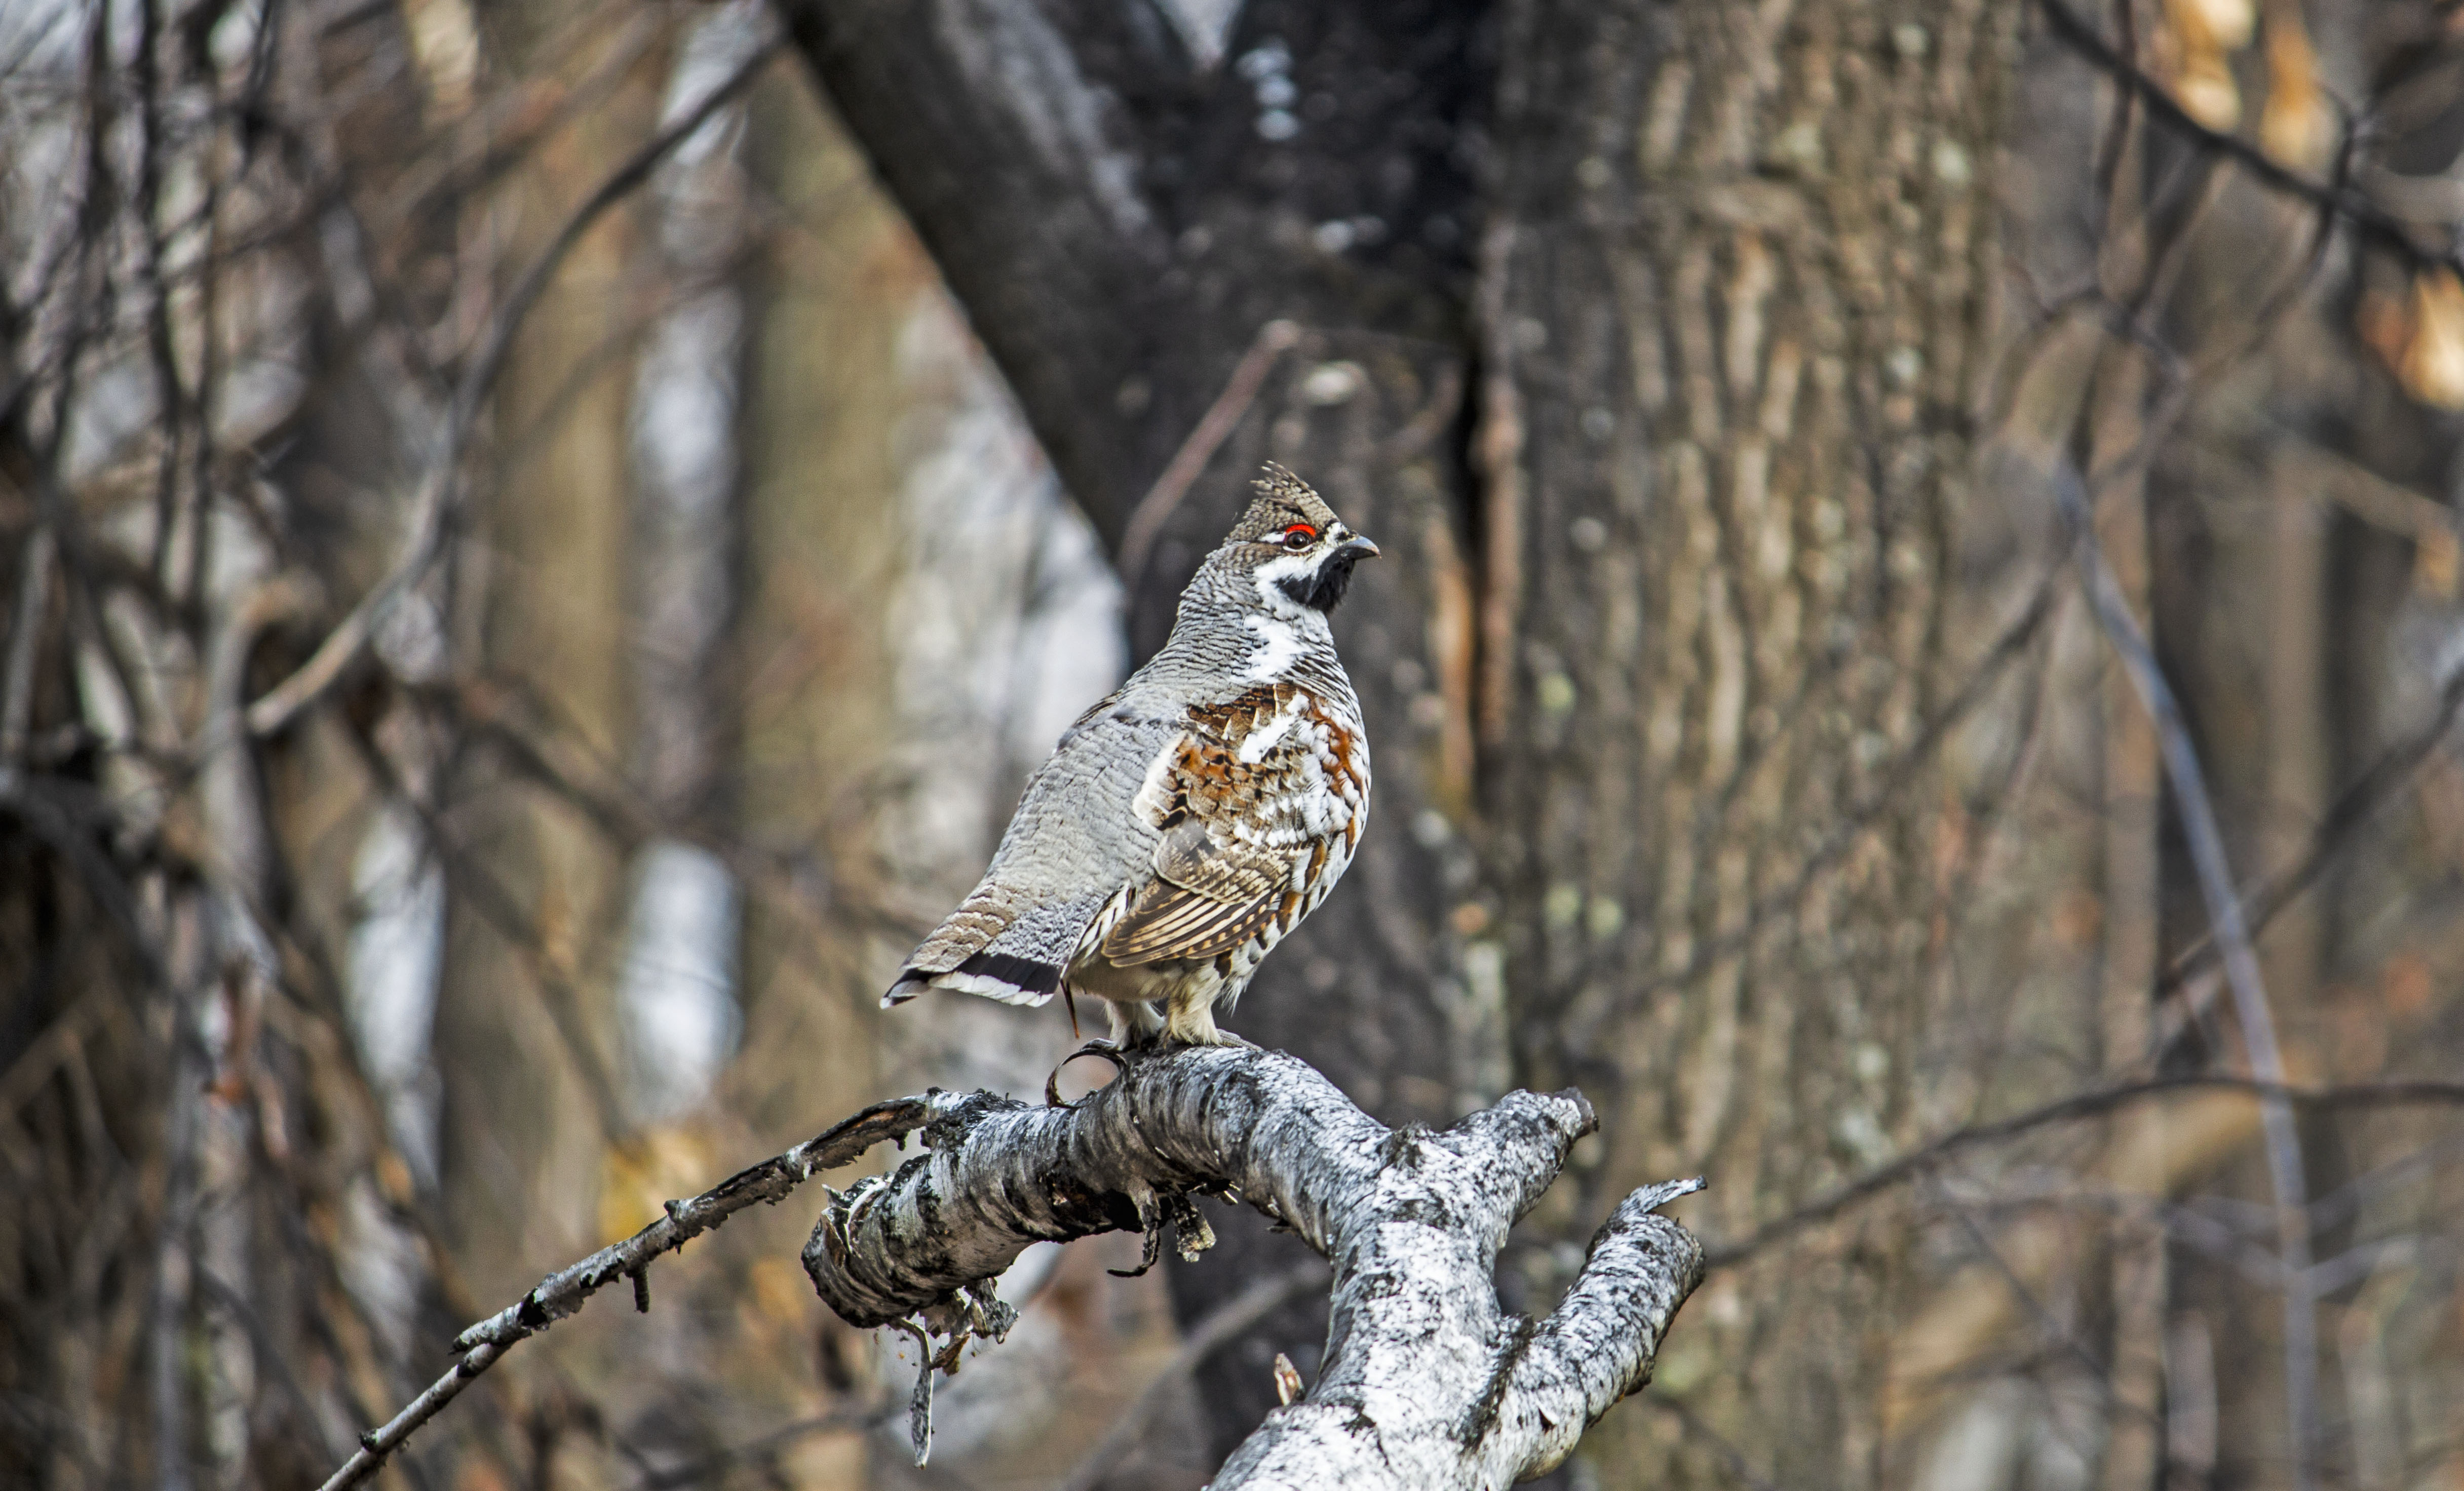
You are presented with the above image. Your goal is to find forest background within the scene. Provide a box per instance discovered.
[6,0,2464,1487]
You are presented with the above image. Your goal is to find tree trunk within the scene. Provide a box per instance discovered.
[1477,3,2022,1483]
[432,12,668,1306]
[783,2,2027,1480]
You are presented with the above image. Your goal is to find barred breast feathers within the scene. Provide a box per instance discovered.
[1096,677,1365,968]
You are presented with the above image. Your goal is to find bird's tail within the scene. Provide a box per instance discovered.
[882,950,1061,1009]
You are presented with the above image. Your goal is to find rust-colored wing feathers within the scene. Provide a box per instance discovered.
[1097,683,1360,968]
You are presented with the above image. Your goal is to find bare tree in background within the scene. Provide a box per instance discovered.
[7,0,2464,1487]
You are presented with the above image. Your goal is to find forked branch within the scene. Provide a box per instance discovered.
[804,1045,1704,1488]
[320,1048,1700,1491]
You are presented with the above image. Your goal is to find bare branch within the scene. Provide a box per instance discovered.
[1701,1076,2464,1270]
[316,1096,933,1491]
[2160,663,2464,997]
[2035,0,2463,279]
[2054,461,2321,1488]
[0,523,53,761]
[638,1403,898,1490]
[1114,318,1302,586]
[242,36,783,742]
[802,1046,1703,1487]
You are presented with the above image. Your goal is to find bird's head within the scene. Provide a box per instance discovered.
[1219,463,1380,616]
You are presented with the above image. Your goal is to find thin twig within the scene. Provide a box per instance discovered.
[2159,663,2464,996]
[648,1261,1333,1490]
[2035,0,2463,278]
[315,1096,934,1491]
[1647,1397,1787,1491]
[0,770,167,988]
[638,1404,899,1489]
[0,523,54,761]
[243,36,782,741]
[332,707,636,1146]
[1699,1076,2464,1270]
[2054,462,2320,1489]
[1115,318,1302,583]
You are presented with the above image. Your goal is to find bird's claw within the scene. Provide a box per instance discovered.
[1044,1040,1131,1106]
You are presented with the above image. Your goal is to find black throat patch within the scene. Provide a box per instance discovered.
[1276,550,1362,613]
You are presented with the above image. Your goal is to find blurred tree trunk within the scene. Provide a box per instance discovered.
[1,2,491,1484]
[784,0,2023,1479]
[432,7,666,1311]
[728,67,902,1150]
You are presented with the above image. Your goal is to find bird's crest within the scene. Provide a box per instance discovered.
[1226,462,1341,546]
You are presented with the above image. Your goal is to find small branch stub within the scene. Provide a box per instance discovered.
[801,1045,1703,1487]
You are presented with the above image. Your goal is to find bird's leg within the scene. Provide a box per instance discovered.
[1107,997,1166,1047]
[1161,993,1257,1048]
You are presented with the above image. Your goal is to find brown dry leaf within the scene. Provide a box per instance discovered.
[403,0,479,115]
[2415,529,2459,601]
[537,881,580,981]
[739,1254,820,1358]
[2165,0,2253,129]
[2259,6,2333,169]
[2359,288,2411,367]
[1272,1351,1305,1406]
[598,1123,719,1243]
[2173,49,2242,129]
[2382,951,2434,1023]
[748,1254,808,1320]
[451,1456,516,1491]
[2174,0,2256,50]
[2398,271,2464,411]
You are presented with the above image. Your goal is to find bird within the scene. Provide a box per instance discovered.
[884,464,1377,1047]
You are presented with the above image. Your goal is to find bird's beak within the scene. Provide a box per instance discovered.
[1336,534,1380,561]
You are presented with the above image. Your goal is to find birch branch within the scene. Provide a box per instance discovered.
[802,1045,1704,1489]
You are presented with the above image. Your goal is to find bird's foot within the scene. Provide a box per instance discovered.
[1044,1040,1130,1107]
[1158,1011,1255,1049]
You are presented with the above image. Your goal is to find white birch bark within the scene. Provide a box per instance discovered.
[802,1046,1702,1487]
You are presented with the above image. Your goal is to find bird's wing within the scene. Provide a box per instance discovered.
[1099,685,1324,966]
[1098,817,1292,964]
[885,689,1172,1008]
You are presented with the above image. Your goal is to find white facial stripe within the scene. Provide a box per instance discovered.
[1252,554,1317,619]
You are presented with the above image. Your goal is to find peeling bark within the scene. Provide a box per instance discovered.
[802,1046,1702,1487]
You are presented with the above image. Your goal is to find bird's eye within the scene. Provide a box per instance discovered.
[1282,524,1317,550]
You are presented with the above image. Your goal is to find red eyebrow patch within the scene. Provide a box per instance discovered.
[1283,524,1317,540]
